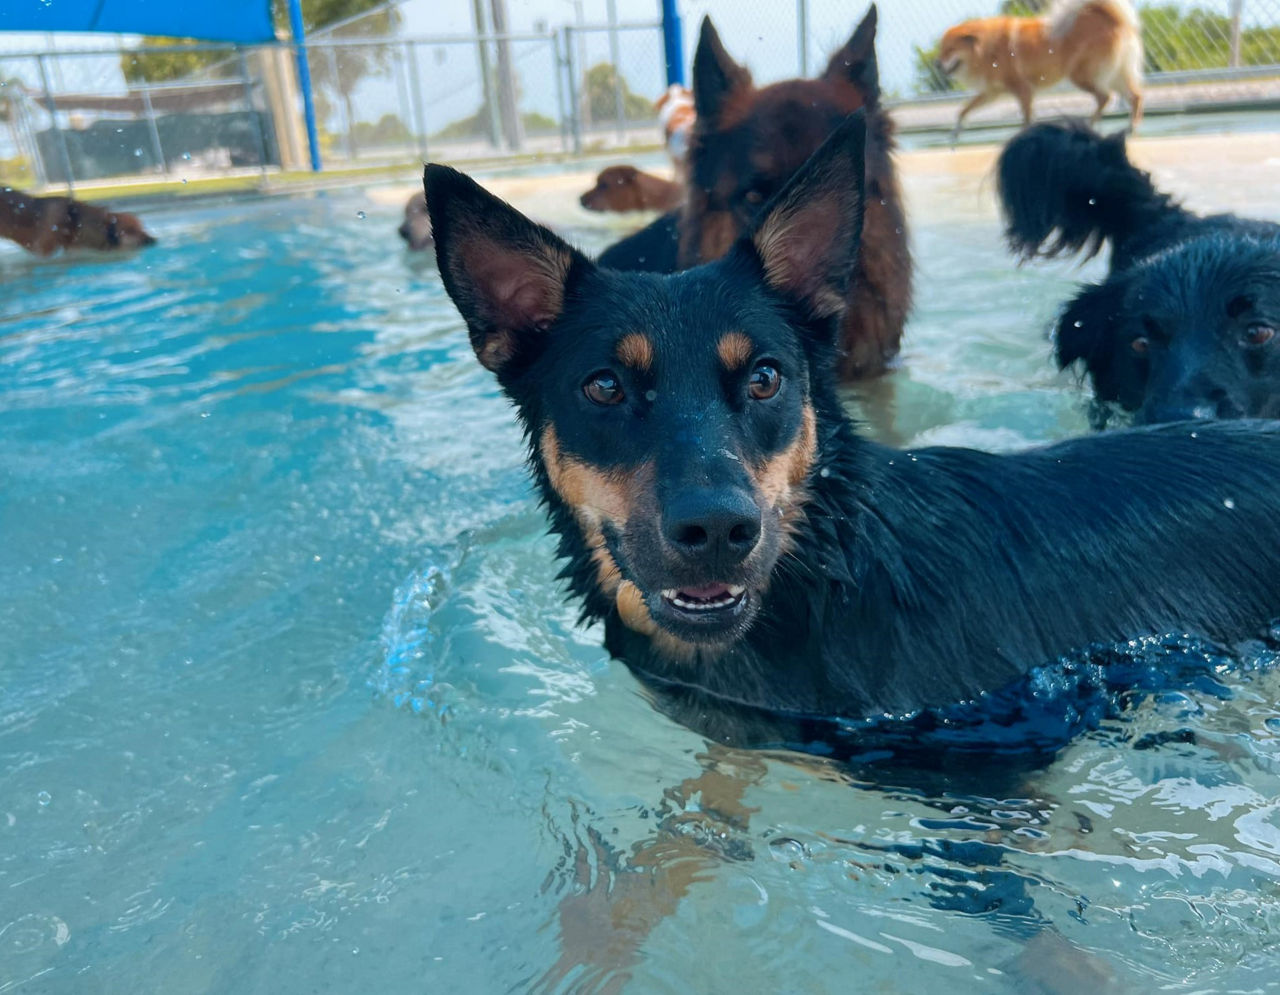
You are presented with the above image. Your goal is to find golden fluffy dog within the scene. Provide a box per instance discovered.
[1,188,156,256]
[937,0,1143,138]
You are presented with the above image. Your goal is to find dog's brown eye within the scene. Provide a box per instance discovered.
[748,361,781,400]
[1131,336,1149,356]
[1243,324,1275,347]
[583,370,625,406]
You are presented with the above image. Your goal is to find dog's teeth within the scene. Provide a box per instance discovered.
[727,585,745,597]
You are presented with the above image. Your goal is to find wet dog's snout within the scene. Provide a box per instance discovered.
[662,488,762,567]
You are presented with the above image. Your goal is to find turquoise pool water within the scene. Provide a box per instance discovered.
[3,170,1280,993]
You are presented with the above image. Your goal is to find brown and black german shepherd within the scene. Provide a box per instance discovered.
[0,188,156,256]
[600,5,910,382]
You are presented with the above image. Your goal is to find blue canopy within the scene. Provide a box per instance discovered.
[0,0,276,44]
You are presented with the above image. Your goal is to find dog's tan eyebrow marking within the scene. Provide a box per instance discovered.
[616,332,654,372]
[717,331,755,371]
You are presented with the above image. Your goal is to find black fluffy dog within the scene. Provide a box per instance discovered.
[999,120,1280,424]
[427,114,1280,744]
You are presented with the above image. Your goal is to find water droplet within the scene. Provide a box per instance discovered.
[133,147,144,157]
[1088,198,1097,206]
[37,791,51,806]
[768,837,807,862]
[182,152,192,161]
[819,467,830,478]
[181,178,188,184]
[1073,319,1084,328]
[1223,498,1236,510]
[356,210,367,220]
[644,389,657,402]
[1265,716,1280,733]
[1190,431,1198,439]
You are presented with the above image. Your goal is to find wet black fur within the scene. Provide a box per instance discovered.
[428,116,1280,747]
[998,119,1280,424]
[597,209,680,273]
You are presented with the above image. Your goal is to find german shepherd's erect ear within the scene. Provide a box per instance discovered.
[824,4,880,101]
[691,17,753,127]
[423,165,592,375]
[736,111,867,325]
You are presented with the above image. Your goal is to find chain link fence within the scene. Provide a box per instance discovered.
[1,0,1277,189]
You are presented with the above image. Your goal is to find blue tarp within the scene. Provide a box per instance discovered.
[0,0,276,44]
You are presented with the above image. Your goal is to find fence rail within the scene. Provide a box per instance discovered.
[1,0,1278,191]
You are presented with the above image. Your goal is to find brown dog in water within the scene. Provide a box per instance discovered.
[936,0,1144,139]
[0,188,156,256]
[598,5,910,381]
[580,165,684,214]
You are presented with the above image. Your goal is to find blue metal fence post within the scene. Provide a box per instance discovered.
[660,0,684,86]
[288,0,322,171]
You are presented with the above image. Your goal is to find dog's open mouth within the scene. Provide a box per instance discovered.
[653,583,753,643]
[662,583,746,614]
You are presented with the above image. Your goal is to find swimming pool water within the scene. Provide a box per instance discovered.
[3,162,1280,993]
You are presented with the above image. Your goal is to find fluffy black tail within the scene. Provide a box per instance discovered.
[997,119,1185,265]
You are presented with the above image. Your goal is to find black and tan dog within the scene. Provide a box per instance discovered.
[427,113,1280,740]
[600,5,910,381]
[999,120,1280,425]
[1,187,155,256]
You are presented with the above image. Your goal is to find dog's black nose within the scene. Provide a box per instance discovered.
[663,489,761,565]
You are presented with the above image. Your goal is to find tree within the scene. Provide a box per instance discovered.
[912,45,955,95]
[350,112,412,146]
[289,0,401,158]
[1140,5,1280,72]
[121,37,231,84]
[582,63,654,124]
[121,0,397,93]
[431,108,555,142]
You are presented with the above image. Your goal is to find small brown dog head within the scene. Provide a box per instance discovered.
[61,202,156,251]
[105,211,157,250]
[936,25,981,81]
[398,191,434,250]
[580,165,646,212]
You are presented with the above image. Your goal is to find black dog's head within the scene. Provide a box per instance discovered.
[677,6,879,268]
[426,114,866,657]
[1058,234,1280,424]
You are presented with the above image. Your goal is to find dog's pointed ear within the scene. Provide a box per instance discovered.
[425,165,591,374]
[1056,281,1145,409]
[693,17,751,126]
[737,111,865,323]
[824,4,879,99]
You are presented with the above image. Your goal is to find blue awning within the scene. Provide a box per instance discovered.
[0,0,276,44]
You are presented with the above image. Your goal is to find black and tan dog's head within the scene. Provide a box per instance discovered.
[1058,234,1280,424]
[426,114,866,657]
[677,5,879,268]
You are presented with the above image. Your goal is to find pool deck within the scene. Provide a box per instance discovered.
[385,125,1280,232]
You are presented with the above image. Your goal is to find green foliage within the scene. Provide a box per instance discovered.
[0,154,32,186]
[121,0,398,85]
[912,44,956,95]
[582,63,655,122]
[350,112,412,146]
[120,37,231,84]
[431,108,556,142]
[1140,4,1280,72]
